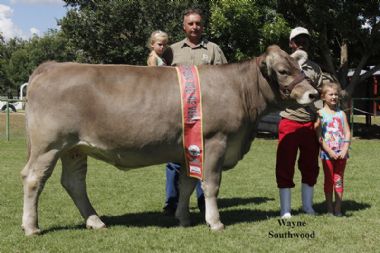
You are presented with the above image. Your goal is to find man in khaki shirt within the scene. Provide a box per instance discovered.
[162,8,227,216]
[167,38,227,66]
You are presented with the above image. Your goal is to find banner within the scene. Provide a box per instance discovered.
[176,65,204,180]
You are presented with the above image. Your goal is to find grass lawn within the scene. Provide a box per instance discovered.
[0,113,379,252]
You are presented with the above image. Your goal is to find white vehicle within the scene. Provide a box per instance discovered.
[0,83,28,112]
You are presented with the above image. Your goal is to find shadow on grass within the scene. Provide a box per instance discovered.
[101,196,275,228]
[100,209,279,228]
[311,199,371,216]
[218,196,275,209]
[40,224,86,235]
[353,123,380,139]
[40,198,370,235]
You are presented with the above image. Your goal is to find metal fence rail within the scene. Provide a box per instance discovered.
[0,98,26,141]
[350,97,380,137]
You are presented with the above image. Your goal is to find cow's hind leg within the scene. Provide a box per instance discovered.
[176,168,197,227]
[60,148,106,230]
[203,137,226,231]
[21,149,59,236]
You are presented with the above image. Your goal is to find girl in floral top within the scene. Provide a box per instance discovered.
[316,80,351,217]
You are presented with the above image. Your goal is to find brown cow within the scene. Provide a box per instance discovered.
[21,45,318,235]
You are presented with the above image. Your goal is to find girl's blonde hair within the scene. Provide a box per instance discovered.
[321,79,341,97]
[321,73,342,99]
[147,30,168,48]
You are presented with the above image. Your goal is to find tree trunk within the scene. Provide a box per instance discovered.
[340,40,348,67]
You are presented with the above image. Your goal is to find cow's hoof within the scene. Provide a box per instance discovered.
[209,222,224,231]
[86,215,106,229]
[23,226,41,236]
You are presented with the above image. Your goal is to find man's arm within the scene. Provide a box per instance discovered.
[213,45,227,65]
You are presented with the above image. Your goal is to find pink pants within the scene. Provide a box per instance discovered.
[322,159,346,194]
[276,118,319,188]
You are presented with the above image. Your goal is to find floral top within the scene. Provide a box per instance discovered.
[147,51,167,66]
[319,108,348,160]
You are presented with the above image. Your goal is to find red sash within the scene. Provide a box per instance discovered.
[176,65,204,180]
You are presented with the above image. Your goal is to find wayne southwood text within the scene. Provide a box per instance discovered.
[268,219,316,239]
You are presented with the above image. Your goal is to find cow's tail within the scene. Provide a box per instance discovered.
[24,106,31,161]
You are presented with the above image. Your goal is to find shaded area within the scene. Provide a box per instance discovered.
[40,198,370,235]
[217,196,275,209]
[256,132,277,139]
[40,224,85,235]
[312,199,371,216]
[352,123,380,139]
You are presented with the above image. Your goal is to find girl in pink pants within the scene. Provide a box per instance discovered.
[316,80,350,216]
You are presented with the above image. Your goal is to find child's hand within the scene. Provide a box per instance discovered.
[338,149,348,159]
[328,150,339,160]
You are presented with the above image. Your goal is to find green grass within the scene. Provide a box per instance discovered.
[0,113,379,252]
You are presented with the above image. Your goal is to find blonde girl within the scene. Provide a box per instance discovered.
[147,30,168,66]
[316,80,351,216]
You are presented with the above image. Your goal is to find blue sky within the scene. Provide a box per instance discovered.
[0,0,68,40]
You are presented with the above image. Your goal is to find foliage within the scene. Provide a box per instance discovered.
[277,0,380,95]
[59,0,290,64]
[209,0,289,61]
[0,36,10,94]
[60,0,211,65]
[0,30,75,95]
[1,113,380,252]
[0,37,15,95]
[60,0,290,63]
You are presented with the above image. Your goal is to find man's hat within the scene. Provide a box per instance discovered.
[289,27,310,41]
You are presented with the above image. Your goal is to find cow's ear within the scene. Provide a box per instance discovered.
[259,54,272,77]
[290,50,308,66]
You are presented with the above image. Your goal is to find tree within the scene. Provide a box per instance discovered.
[0,38,26,95]
[0,30,75,95]
[0,34,9,94]
[60,0,289,63]
[60,0,211,65]
[209,0,289,61]
[277,0,380,97]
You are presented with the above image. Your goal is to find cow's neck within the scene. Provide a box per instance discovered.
[238,58,277,123]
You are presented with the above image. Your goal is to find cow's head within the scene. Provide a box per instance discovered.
[259,45,318,105]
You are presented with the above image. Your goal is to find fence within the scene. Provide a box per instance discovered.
[0,98,25,141]
[350,97,380,137]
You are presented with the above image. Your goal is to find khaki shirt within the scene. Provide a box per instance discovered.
[280,53,323,122]
[164,38,227,66]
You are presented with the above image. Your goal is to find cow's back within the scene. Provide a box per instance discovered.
[26,62,187,166]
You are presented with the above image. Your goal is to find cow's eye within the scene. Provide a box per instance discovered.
[278,70,288,75]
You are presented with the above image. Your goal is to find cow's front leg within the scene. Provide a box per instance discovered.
[176,167,197,227]
[61,149,105,230]
[203,136,226,231]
